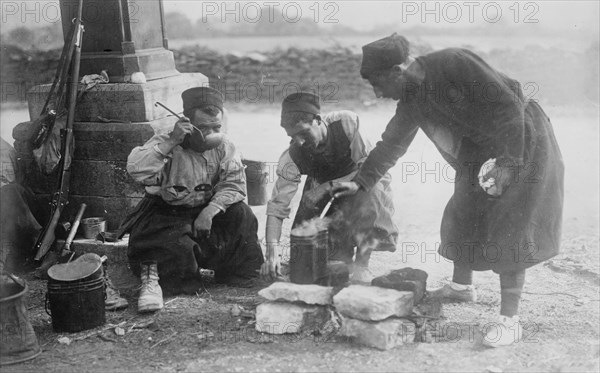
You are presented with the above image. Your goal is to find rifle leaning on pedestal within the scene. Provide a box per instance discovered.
[30,18,76,149]
[33,4,85,262]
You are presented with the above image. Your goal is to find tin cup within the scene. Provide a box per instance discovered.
[80,217,106,239]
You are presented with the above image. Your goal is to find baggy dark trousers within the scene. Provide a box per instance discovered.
[123,196,263,290]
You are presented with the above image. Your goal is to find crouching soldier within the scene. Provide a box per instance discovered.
[261,92,399,284]
[120,87,264,312]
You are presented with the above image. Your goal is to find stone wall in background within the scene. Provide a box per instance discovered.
[2,43,597,107]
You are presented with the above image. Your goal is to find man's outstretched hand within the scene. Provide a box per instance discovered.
[330,181,361,198]
[260,256,282,281]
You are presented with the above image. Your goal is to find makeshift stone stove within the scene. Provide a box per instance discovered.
[256,268,434,350]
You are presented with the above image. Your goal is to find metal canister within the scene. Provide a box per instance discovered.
[289,228,329,285]
[242,159,269,206]
[0,275,41,365]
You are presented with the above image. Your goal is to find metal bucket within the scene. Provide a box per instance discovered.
[46,276,106,333]
[0,275,41,366]
[242,159,269,206]
[290,228,329,285]
[81,217,106,239]
[46,254,106,333]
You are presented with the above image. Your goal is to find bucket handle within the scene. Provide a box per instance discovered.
[3,272,23,286]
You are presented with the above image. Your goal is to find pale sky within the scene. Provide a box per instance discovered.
[163,0,600,32]
[1,1,598,34]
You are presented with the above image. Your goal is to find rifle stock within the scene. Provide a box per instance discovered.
[33,177,69,260]
[33,0,83,261]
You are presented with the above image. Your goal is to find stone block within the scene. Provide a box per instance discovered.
[74,141,141,163]
[72,122,154,143]
[72,122,155,161]
[390,267,428,283]
[13,120,159,162]
[333,285,414,321]
[56,236,129,265]
[255,302,329,334]
[372,268,428,304]
[371,279,425,304]
[20,159,144,198]
[33,194,143,231]
[27,73,208,123]
[69,160,143,198]
[258,282,334,305]
[339,317,416,350]
[13,121,155,198]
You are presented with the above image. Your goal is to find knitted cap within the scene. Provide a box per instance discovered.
[360,33,410,79]
[182,86,224,113]
[280,92,320,127]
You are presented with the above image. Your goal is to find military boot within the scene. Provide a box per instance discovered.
[428,283,477,303]
[102,261,128,311]
[105,277,129,311]
[138,262,163,312]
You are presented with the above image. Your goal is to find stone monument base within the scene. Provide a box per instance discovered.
[15,73,209,229]
[27,73,208,123]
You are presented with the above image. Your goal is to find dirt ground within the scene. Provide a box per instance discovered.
[1,103,599,372]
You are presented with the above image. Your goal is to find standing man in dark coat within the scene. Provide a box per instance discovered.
[123,87,264,312]
[332,33,564,347]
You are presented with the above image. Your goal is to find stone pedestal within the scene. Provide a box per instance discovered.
[60,0,178,83]
[15,0,210,229]
[15,73,207,230]
[27,73,208,124]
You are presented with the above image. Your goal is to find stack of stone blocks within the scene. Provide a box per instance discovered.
[256,282,334,335]
[256,268,428,350]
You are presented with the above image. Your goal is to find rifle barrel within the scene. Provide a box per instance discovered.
[33,0,85,262]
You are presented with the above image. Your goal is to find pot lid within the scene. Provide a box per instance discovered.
[47,253,104,282]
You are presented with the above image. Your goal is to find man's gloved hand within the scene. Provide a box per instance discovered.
[193,204,221,240]
[478,158,514,197]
